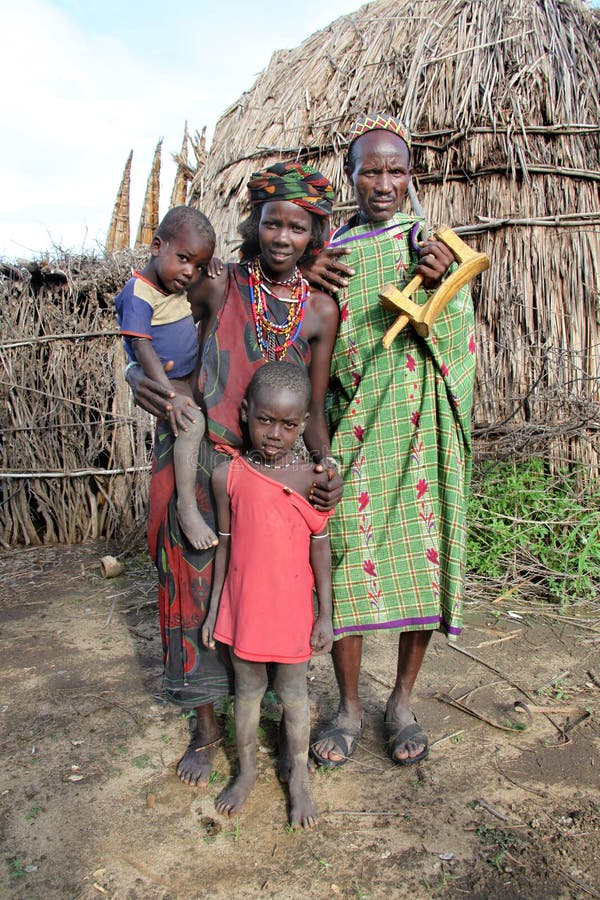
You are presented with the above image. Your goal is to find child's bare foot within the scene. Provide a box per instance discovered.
[176,733,221,787]
[288,767,319,829]
[176,500,218,550]
[215,772,256,816]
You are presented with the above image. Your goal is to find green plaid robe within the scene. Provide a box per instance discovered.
[328,214,476,638]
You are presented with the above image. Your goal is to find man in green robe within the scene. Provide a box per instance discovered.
[305,113,476,767]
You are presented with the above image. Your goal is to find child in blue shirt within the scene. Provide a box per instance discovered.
[115,206,218,549]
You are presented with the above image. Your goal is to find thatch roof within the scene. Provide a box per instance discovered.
[199,0,600,471]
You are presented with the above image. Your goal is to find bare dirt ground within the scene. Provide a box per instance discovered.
[1,541,599,900]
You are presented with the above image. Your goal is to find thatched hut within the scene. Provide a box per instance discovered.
[199,0,600,472]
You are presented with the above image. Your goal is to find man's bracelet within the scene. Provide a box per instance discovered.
[124,361,140,377]
[320,456,340,470]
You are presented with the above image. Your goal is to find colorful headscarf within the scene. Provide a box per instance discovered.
[247,162,335,217]
[347,112,412,151]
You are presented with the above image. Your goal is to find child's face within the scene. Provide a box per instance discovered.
[149,225,214,295]
[258,201,314,279]
[242,385,308,464]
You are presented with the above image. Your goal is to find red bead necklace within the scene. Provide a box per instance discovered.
[248,257,308,361]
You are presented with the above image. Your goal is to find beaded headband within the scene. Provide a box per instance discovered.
[347,112,412,151]
[247,162,335,217]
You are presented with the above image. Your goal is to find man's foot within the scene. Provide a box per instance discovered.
[288,767,319,829]
[215,772,256,816]
[176,501,218,550]
[310,714,362,768]
[176,733,222,786]
[383,708,429,766]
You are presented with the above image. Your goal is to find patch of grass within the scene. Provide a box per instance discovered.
[476,824,523,873]
[353,884,370,899]
[131,753,153,769]
[215,696,236,745]
[537,678,570,701]
[9,859,26,880]
[224,819,241,842]
[468,460,600,604]
[25,806,42,822]
[208,770,226,785]
[503,719,527,731]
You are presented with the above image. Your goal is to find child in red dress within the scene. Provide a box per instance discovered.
[202,362,333,829]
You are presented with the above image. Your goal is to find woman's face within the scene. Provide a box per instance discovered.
[258,201,314,279]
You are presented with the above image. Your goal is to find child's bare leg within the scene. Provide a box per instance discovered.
[173,407,217,550]
[215,652,267,817]
[274,662,318,829]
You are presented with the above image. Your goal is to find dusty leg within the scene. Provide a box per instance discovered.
[176,702,221,787]
[311,635,363,765]
[215,653,267,817]
[173,411,218,550]
[385,630,432,762]
[274,663,318,829]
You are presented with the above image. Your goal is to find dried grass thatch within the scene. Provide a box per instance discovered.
[170,124,192,208]
[199,0,600,472]
[135,139,162,249]
[0,253,154,546]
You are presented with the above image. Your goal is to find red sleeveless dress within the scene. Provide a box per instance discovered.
[213,458,331,663]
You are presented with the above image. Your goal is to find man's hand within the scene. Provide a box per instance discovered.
[301,247,355,295]
[309,462,343,511]
[415,239,454,290]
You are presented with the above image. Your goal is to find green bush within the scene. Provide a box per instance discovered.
[467,460,600,603]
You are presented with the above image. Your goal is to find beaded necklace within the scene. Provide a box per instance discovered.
[246,451,299,470]
[248,257,308,361]
[257,258,301,286]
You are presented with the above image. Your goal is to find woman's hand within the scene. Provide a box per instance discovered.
[309,463,343,511]
[415,239,454,290]
[301,246,355,295]
[126,362,175,418]
[126,362,198,429]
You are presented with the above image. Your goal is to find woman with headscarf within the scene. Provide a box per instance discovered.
[128,163,342,787]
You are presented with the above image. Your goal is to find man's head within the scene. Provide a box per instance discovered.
[344,113,412,224]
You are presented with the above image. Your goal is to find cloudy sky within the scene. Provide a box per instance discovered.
[0,0,365,261]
